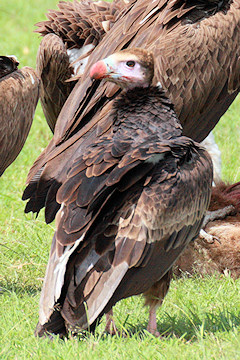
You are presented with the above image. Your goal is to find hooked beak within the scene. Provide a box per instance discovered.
[90,59,110,80]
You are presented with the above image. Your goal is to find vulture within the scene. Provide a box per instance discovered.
[23,0,240,225]
[33,48,213,338]
[35,0,129,132]
[0,56,39,177]
[174,181,240,279]
[34,0,240,138]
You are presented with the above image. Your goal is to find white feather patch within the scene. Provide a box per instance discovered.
[7,54,19,62]
[74,249,101,286]
[54,233,85,302]
[201,132,221,185]
[140,7,159,25]
[67,44,95,76]
[39,233,85,325]
[30,73,35,85]
[102,20,111,32]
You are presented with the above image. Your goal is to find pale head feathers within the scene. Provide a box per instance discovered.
[90,48,154,89]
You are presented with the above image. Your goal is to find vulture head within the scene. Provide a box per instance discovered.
[90,48,154,89]
[0,56,19,78]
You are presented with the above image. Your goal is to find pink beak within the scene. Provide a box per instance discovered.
[90,60,108,80]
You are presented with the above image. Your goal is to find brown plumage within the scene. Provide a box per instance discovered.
[23,0,240,224]
[34,0,240,139]
[35,0,130,132]
[0,56,39,176]
[32,48,213,338]
[174,181,240,279]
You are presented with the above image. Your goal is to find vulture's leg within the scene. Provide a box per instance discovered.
[203,206,236,227]
[105,309,119,335]
[147,305,160,337]
[200,205,236,243]
[144,270,172,337]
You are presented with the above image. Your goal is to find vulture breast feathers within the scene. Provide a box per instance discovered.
[35,49,213,337]
[0,56,39,176]
[24,0,240,221]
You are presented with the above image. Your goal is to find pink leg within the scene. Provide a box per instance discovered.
[147,306,160,337]
[105,309,120,335]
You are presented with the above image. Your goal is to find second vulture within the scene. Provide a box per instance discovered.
[0,56,39,177]
[33,48,213,338]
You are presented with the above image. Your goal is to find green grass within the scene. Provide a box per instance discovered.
[0,1,240,359]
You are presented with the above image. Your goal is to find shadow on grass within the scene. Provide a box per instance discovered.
[0,281,41,296]
[125,309,240,340]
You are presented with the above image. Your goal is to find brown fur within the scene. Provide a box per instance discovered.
[174,182,240,278]
[209,182,240,211]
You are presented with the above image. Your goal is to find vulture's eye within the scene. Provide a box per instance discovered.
[126,61,135,68]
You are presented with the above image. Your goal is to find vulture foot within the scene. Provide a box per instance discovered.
[105,309,122,336]
[199,229,220,244]
[203,206,236,227]
[200,205,236,244]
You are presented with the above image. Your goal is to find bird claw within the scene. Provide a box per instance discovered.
[199,229,221,244]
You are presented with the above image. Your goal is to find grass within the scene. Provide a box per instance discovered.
[0,0,240,359]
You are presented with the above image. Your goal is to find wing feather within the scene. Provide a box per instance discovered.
[0,66,39,176]
[36,33,75,132]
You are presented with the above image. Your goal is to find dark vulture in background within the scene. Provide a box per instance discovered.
[35,0,129,132]
[34,0,240,139]
[0,56,39,177]
[23,0,240,225]
[33,48,213,338]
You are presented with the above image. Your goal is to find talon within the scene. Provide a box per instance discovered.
[199,229,221,244]
[212,235,221,244]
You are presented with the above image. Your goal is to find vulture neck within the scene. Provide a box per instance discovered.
[113,86,183,139]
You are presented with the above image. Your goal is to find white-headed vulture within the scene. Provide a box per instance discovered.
[32,48,213,338]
